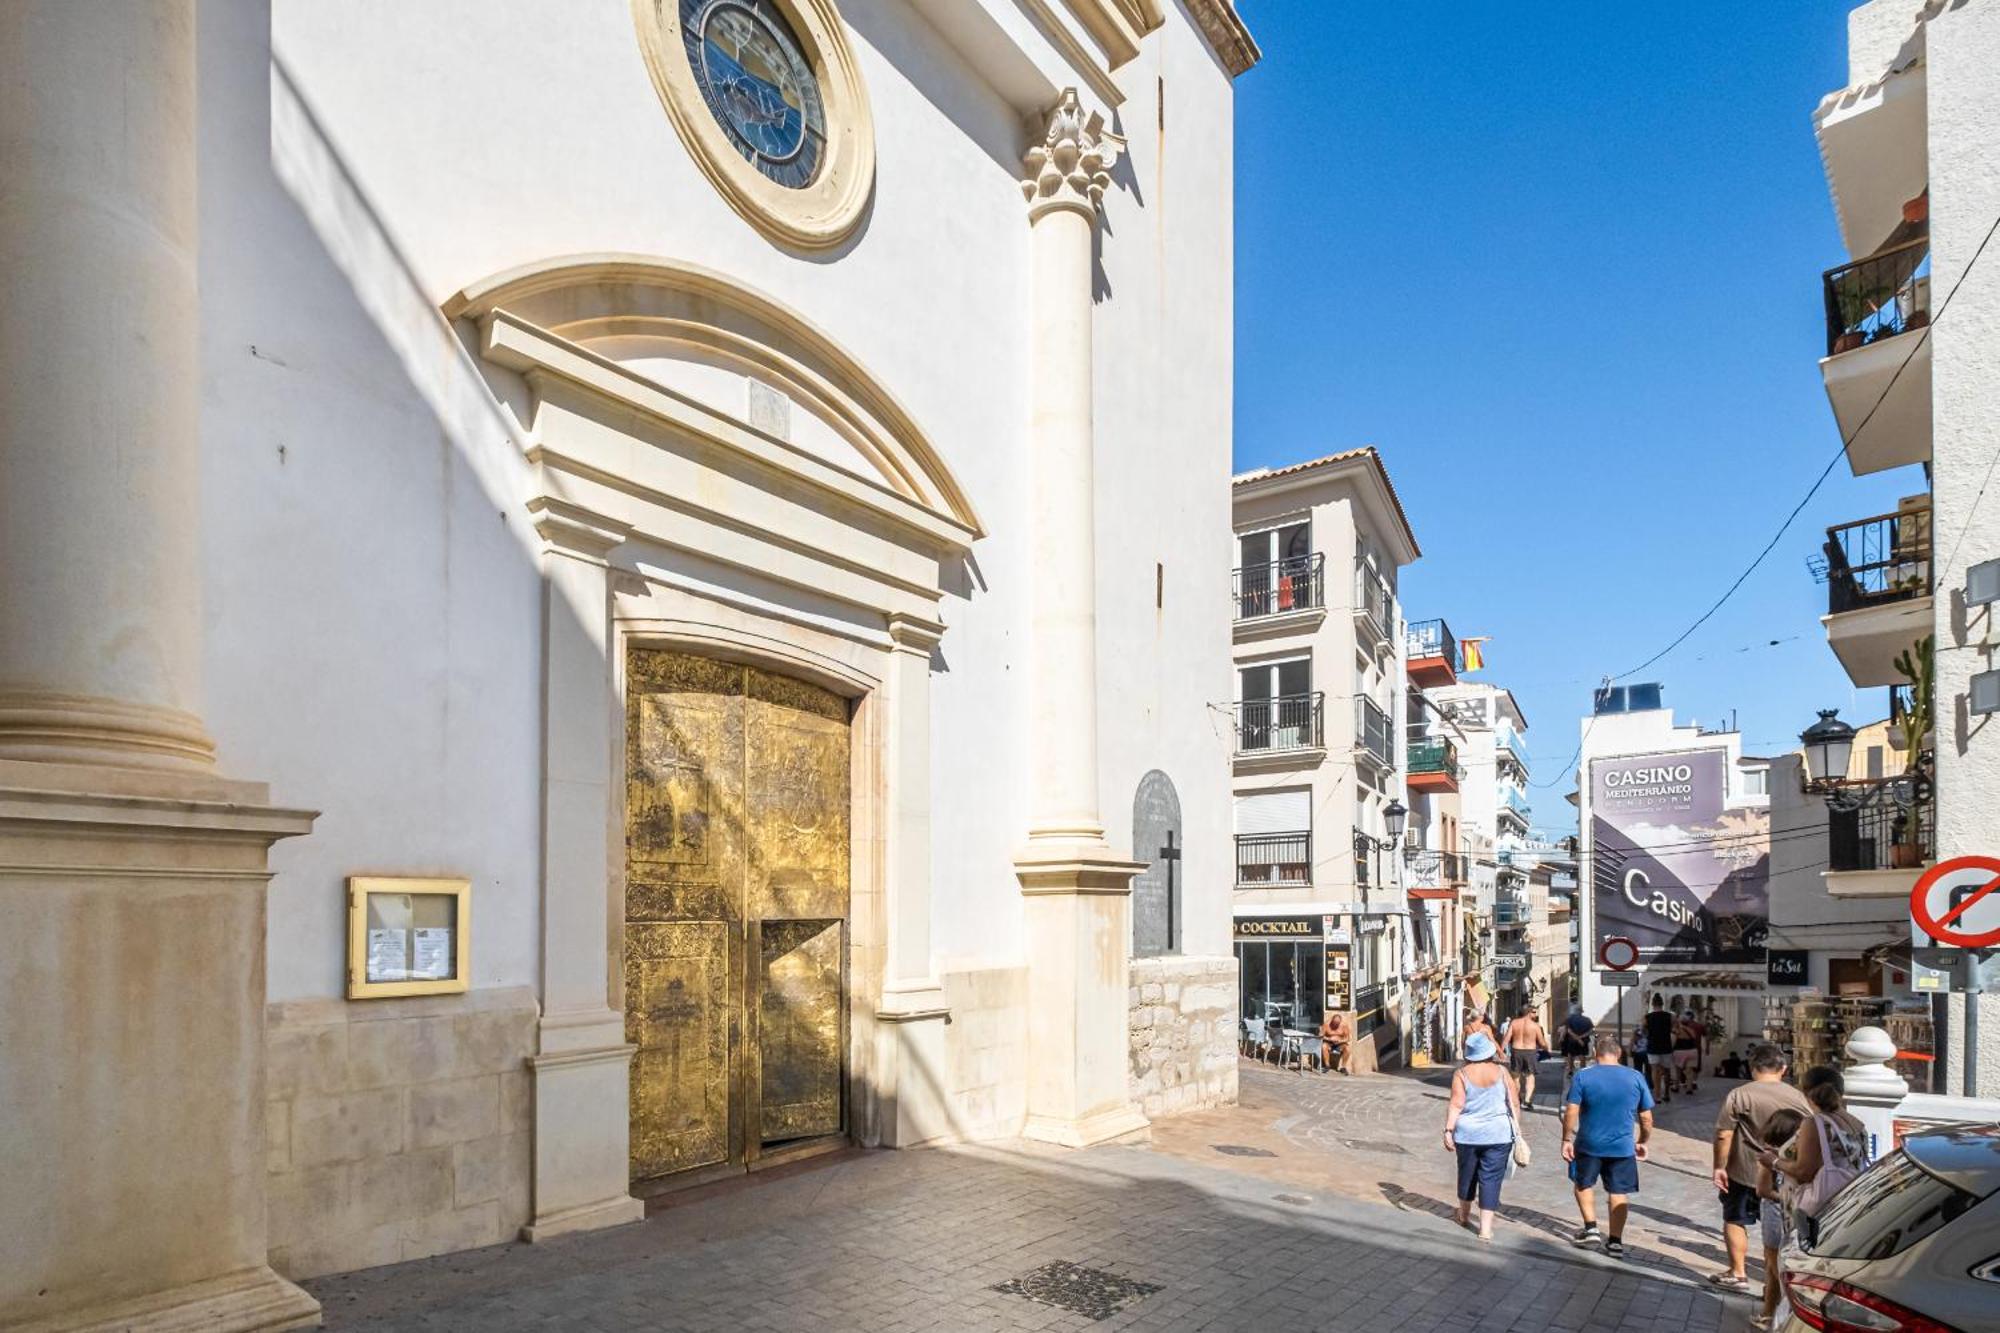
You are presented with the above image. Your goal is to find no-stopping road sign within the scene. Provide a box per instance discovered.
[1599,936,1639,971]
[1910,856,2000,949]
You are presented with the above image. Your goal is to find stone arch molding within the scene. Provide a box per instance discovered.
[447,254,981,651]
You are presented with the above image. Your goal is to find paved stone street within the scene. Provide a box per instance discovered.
[306,1061,1751,1332]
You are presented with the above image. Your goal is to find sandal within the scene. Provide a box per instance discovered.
[1707,1273,1752,1293]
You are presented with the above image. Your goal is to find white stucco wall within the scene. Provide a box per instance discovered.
[1924,0,2000,1099]
[198,1,1240,1018]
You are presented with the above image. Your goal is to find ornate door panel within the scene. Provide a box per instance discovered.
[625,649,850,1183]
[626,921,731,1178]
[755,919,845,1143]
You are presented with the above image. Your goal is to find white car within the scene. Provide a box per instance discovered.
[1779,1125,2000,1332]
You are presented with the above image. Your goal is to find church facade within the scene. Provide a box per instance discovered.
[0,0,1255,1326]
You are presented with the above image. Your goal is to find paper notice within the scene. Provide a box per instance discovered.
[367,928,409,982]
[412,927,454,981]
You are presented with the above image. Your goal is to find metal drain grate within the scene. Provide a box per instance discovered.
[992,1261,1163,1322]
[1211,1143,1277,1157]
[1340,1138,1409,1155]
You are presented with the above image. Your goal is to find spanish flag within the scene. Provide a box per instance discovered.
[1461,638,1488,672]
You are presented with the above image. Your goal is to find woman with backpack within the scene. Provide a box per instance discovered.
[1769,1067,1870,1243]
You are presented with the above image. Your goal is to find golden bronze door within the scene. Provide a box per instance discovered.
[624,650,850,1185]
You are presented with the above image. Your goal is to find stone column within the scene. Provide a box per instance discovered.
[0,5,319,1328]
[522,503,646,1240]
[1012,90,1148,1149]
[873,614,953,1145]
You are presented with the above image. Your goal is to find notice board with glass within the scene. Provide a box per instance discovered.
[346,876,470,999]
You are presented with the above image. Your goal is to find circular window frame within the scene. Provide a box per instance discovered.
[633,0,874,251]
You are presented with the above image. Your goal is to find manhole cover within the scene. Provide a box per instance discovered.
[1211,1143,1276,1158]
[992,1261,1162,1322]
[1274,1193,1312,1207]
[1340,1138,1409,1155]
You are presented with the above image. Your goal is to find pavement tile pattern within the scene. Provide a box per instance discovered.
[307,1059,1748,1333]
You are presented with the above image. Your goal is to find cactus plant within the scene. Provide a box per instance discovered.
[1892,635,1935,770]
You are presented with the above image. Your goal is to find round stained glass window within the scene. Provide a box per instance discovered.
[680,0,827,190]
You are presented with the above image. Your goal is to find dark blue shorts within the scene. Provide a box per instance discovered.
[1569,1151,1639,1194]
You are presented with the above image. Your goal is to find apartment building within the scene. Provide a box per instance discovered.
[1229,449,1419,1069]
[1806,0,2000,1094]
[1403,621,1471,1062]
[1426,680,1539,1021]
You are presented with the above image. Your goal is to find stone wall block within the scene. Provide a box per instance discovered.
[452,1008,537,1076]
[352,1012,460,1088]
[272,1220,404,1282]
[452,1131,531,1212]
[399,1202,503,1263]
[267,1162,352,1250]
[267,1098,291,1175]
[408,1074,499,1149]
[352,1147,455,1229]
[268,1021,349,1100]
[292,1087,406,1168]
[499,1066,532,1132]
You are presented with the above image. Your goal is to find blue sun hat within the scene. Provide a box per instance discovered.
[1464,1032,1498,1063]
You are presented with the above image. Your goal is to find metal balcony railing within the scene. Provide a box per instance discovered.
[1824,503,1932,616]
[1406,849,1466,891]
[1405,617,1457,668]
[1355,696,1394,768]
[1496,726,1531,771]
[1829,778,1934,872]
[1407,735,1458,776]
[1354,568,1393,639]
[1234,693,1324,753]
[1824,238,1930,356]
[1236,832,1311,885]
[1233,553,1324,621]
[1499,785,1532,821]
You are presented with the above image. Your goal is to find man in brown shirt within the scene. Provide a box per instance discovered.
[1709,1043,1810,1293]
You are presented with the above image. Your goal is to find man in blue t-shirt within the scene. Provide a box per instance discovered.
[1562,1031,1655,1257]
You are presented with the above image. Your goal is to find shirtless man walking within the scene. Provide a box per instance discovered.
[1503,1007,1548,1110]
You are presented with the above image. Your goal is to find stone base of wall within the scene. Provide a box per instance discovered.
[1128,955,1239,1119]
[937,962,1029,1142]
[265,986,537,1279]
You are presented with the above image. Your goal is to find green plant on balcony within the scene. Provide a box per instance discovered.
[1833,282,1894,350]
[1892,635,1934,772]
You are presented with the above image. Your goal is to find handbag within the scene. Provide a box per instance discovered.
[1506,1089,1531,1169]
[1795,1115,1866,1217]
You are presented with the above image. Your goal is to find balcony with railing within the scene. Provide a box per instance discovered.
[1820,232,1933,476]
[1407,734,1459,792]
[1406,848,1465,899]
[1236,831,1312,886]
[1405,617,1458,688]
[1496,726,1530,774]
[1234,553,1324,623]
[1354,696,1394,772]
[1233,693,1324,756]
[1828,777,1934,876]
[1821,501,1933,688]
[1353,568,1393,647]
[1497,784,1531,828]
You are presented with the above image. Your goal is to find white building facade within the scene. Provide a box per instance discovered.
[0,1,1258,1325]
[1808,0,2000,1096]
[1228,449,1420,1070]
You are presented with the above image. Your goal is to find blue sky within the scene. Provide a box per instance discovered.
[1231,1,1920,820]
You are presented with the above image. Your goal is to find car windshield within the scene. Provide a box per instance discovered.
[1808,1150,1982,1261]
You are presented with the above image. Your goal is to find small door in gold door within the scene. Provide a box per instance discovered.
[624,649,850,1183]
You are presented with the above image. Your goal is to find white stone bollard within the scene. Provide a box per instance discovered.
[1842,1026,1909,1164]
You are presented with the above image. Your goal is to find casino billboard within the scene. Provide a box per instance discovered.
[1589,749,1768,963]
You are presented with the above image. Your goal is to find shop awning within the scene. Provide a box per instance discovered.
[1646,971,1765,993]
[1464,978,1489,1010]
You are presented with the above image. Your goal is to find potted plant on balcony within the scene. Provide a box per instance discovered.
[1888,636,1934,868]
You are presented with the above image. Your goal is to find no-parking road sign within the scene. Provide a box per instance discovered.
[1910,856,2000,949]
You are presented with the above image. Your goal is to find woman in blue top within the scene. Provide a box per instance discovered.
[1443,1031,1522,1241]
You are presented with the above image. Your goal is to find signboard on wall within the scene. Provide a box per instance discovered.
[1234,915,1320,940]
[1590,749,1769,964]
[1326,945,1351,1011]
[1767,949,1809,986]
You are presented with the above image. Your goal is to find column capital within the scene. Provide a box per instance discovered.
[1021,88,1124,219]
[530,497,631,563]
[884,612,946,656]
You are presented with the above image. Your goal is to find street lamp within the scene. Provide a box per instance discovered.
[1800,709,1856,788]
[1383,799,1407,842]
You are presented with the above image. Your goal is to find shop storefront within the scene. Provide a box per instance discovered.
[1235,915,1337,1030]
